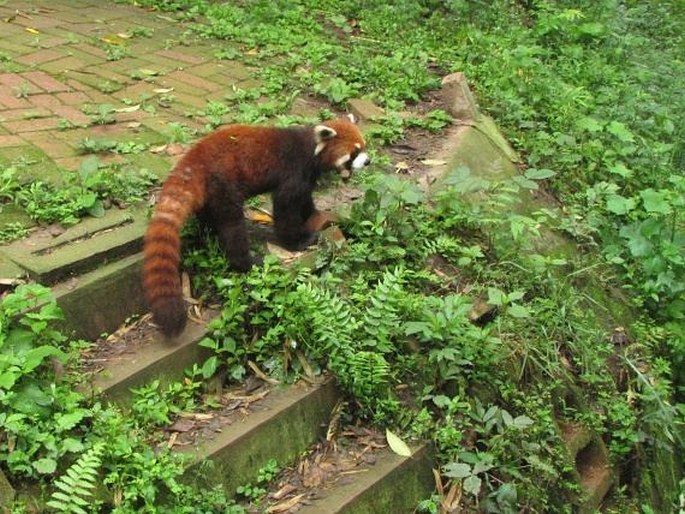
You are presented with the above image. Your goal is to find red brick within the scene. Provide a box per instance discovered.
[0,73,42,93]
[20,71,72,93]
[21,133,75,159]
[165,70,224,92]
[15,48,64,66]
[55,156,83,171]
[55,91,91,105]
[155,49,205,65]
[40,56,90,74]
[29,94,63,109]
[0,92,32,110]
[2,117,61,133]
[0,108,52,121]
[75,43,108,60]
[0,135,25,147]
[51,105,91,125]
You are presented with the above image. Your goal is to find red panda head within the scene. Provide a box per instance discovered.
[314,115,370,179]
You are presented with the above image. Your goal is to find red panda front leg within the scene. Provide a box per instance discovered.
[273,185,318,251]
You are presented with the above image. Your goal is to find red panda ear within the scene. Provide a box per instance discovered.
[314,125,337,142]
[314,125,337,155]
[346,113,358,124]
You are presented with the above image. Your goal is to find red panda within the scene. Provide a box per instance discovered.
[143,115,370,337]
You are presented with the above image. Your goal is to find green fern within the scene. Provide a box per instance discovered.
[350,350,391,399]
[358,267,408,353]
[46,443,104,514]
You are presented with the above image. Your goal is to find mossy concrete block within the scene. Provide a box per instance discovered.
[0,467,15,508]
[0,253,25,282]
[0,207,147,284]
[182,380,340,495]
[348,98,385,121]
[83,312,214,404]
[297,443,434,514]
[53,252,146,341]
[431,120,519,191]
[441,72,480,121]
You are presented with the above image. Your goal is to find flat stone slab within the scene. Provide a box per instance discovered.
[53,252,146,341]
[81,310,215,404]
[181,380,340,495]
[0,207,147,284]
[297,443,434,514]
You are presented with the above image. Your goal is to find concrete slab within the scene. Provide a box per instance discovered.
[181,380,340,495]
[53,252,146,341]
[297,444,434,514]
[0,207,147,283]
[82,309,215,404]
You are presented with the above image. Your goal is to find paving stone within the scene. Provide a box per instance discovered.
[0,134,24,147]
[55,90,91,105]
[0,91,32,110]
[15,48,65,66]
[0,72,43,93]
[27,93,64,109]
[2,116,61,133]
[21,131,75,160]
[0,108,52,122]
[50,104,92,125]
[39,55,90,74]
[156,48,206,65]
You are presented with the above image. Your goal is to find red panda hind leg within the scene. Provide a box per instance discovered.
[201,175,257,272]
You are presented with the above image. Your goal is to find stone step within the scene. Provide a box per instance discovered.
[81,309,215,404]
[180,380,340,495]
[295,443,434,514]
[0,207,147,284]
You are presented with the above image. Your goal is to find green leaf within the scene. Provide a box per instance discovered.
[524,168,556,180]
[606,162,633,178]
[605,194,636,215]
[576,117,604,133]
[487,288,505,306]
[201,356,219,379]
[87,199,106,218]
[507,304,530,318]
[463,474,482,495]
[606,121,635,142]
[640,189,671,215]
[513,415,534,429]
[386,429,412,457]
[33,457,57,474]
[443,462,471,479]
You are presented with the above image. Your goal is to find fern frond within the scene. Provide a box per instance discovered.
[46,442,104,513]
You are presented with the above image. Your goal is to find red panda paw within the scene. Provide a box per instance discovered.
[304,210,340,232]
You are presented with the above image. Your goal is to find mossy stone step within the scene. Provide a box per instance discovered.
[181,380,340,496]
[0,207,148,284]
[296,443,434,514]
[82,310,215,404]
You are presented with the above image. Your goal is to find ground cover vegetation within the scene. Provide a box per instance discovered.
[1,0,683,512]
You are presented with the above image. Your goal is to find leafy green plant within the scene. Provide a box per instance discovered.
[0,284,87,479]
[46,442,104,514]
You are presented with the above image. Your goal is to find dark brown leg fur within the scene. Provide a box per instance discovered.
[204,177,256,272]
[273,184,317,251]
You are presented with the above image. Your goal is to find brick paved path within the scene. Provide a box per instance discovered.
[0,1,256,203]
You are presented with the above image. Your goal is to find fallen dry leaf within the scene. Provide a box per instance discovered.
[266,493,305,513]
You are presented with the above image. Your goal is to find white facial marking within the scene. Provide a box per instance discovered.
[314,142,326,156]
[335,154,351,168]
[351,151,369,170]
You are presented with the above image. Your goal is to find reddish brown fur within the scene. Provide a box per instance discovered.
[143,118,367,337]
